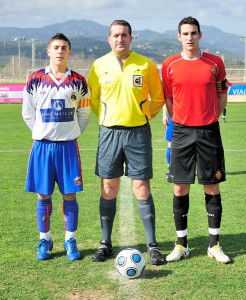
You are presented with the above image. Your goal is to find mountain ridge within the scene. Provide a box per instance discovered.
[0,19,244,63]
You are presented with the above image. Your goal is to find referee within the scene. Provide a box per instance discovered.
[88,20,165,265]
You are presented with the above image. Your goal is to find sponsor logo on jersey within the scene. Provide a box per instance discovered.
[53,100,63,110]
[40,99,75,123]
[133,75,143,87]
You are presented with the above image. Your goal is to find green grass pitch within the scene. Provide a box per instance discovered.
[0,103,245,299]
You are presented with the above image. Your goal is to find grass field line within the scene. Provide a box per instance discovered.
[1,148,246,153]
[118,176,141,295]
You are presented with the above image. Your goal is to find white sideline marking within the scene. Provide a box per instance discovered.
[152,149,246,152]
[119,176,137,245]
[118,176,140,296]
[0,148,245,153]
[0,148,98,153]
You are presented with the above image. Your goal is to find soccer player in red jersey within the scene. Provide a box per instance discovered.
[162,16,230,264]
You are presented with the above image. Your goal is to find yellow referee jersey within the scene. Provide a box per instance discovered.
[88,51,165,127]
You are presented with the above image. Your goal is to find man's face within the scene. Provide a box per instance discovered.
[177,24,202,52]
[47,39,71,67]
[108,25,132,56]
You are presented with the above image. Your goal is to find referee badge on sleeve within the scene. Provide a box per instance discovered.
[133,75,143,87]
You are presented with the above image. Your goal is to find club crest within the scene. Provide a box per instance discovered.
[215,170,222,180]
[210,65,217,76]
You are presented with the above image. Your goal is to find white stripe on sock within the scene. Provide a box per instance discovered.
[40,231,51,241]
[176,229,188,237]
[65,231,76,241]
[209,228,220,235]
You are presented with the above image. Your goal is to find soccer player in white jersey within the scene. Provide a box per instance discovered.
[22,33,90,261]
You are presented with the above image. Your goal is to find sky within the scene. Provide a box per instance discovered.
[0,0,246,36]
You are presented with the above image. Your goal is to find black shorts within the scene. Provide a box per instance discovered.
[96,124,153,179]
[168,122,226,184]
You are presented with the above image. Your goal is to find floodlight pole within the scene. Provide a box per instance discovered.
[31,39,37,69]
[239,36,246,82]
[13,37,26,79]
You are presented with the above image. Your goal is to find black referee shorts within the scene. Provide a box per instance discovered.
[168,121,226,184]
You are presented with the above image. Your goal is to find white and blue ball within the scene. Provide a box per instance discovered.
[115,248,146,279]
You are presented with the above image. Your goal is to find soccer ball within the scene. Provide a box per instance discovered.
[115,248,146,279]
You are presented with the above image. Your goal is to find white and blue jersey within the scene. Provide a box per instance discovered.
[22,66,90,195]
[22,66,90,141]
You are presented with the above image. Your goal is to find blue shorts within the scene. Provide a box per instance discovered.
[25,140,83,195]
[165,115,174,142]
[96,124,153,179]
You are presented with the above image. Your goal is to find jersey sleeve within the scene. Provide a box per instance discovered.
[22,80,36,131]
[148,62,165,118]
[162,59,173,99]
[216,57,228,95]
[87,63,100,117]
[77,98,91,133]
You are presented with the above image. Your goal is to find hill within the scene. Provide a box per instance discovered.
[0,19,244,64]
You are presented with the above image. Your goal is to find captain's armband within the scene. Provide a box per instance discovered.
[221,79,228,91]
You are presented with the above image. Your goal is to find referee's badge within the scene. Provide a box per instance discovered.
[133,75,143,87]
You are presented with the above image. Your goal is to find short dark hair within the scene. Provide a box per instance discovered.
[178,16,200,34]
[109,20,132,36]
[48,33,71,50]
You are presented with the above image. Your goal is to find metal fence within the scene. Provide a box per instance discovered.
[225,69,246,82]
[0,56,245,83]
[0,56,92,83]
